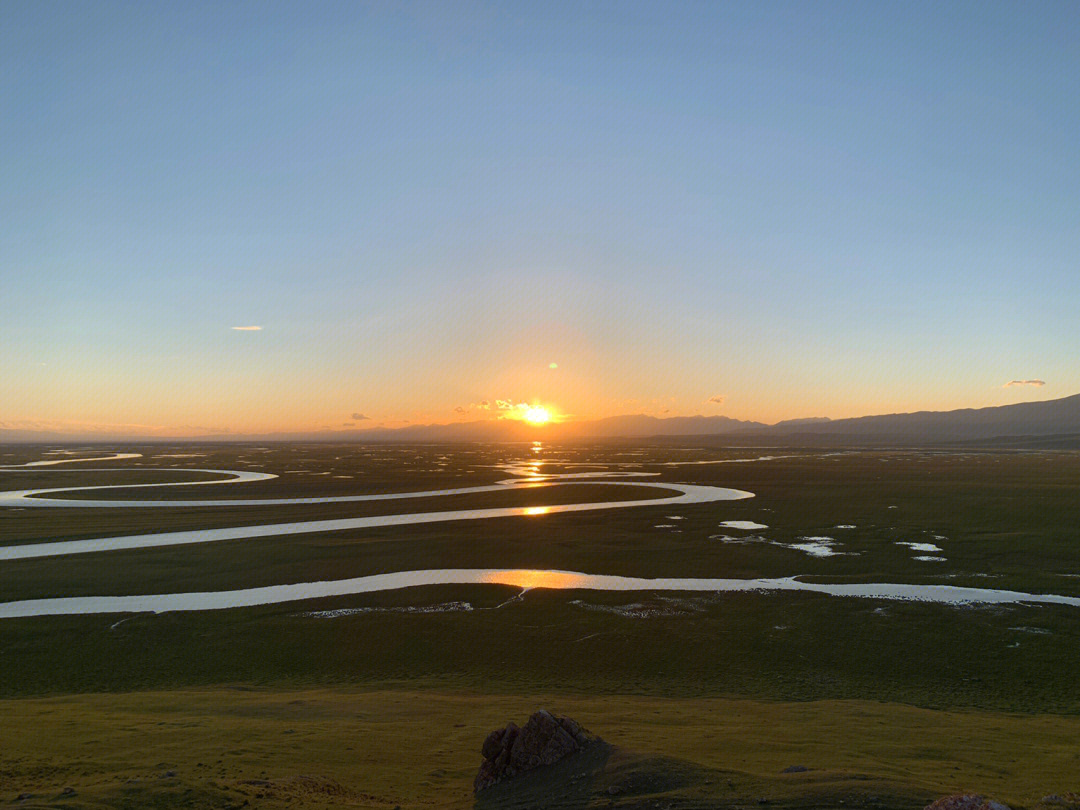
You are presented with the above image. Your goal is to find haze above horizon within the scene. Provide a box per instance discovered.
[4,1,1078,437]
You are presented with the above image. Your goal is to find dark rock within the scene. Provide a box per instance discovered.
[925,795,1011,810]
[781,765,809,774]
[60,787,76,796]
[474,710,601,792]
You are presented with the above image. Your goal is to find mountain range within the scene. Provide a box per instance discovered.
[3,394,1080,447]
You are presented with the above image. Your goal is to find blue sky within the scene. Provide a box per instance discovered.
[3,1,1078,434]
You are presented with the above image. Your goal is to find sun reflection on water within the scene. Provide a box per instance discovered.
[478,569,591,589]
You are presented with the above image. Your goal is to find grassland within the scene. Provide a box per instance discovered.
[3,687,1080,810]
[1,444,1078,808]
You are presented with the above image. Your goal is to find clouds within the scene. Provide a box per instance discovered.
[230,325,262,331]
[351,412,371,420]
[708,395,725,405]
[1004,379,1046,387]
[450,398,546,419]
[455,401,495,414]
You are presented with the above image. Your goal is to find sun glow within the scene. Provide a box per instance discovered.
[523,406,552,425]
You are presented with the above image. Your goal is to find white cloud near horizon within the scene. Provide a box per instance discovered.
[351,412,371,420]
[231,325,262,331]
[1004,379,1046,387]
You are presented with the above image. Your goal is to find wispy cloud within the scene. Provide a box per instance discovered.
[231,325,262,331]
[708,395,725,404]
[351,412,371,420]
[454,406,467,414]
[1004,379,1046,387]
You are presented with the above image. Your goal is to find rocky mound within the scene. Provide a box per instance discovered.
[925,795,1011,810]
[474,710,601,792]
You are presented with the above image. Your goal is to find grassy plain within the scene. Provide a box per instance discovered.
[1,444,1078,807]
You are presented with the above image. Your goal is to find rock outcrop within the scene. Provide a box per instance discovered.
[474,710,600,792]
[925,795,1011,810]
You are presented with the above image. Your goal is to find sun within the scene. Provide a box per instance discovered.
[523,406,552,426]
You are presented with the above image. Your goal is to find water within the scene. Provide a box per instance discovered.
[5,450,1078,619]
[0,455,752,559]
[1,567,1078,619]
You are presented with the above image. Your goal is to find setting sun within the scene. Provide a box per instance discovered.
[523,406,552,425]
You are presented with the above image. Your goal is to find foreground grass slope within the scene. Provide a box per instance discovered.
[2,688,1079,810]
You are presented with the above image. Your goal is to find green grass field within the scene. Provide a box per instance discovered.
[1,444,1078,808]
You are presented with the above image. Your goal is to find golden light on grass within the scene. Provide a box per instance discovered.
[523,406,552,425]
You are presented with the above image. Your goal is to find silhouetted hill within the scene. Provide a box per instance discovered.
[759,393,1080,443]
[4,395,1078,446]
[773,417,832,428]
[0,414,764,444]
[289,414,765,443]
[569,414,766,438]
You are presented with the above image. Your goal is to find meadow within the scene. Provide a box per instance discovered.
[1,443,1078,809]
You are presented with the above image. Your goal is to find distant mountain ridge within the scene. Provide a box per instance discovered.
[772,417,832,428]
[0,414,766,444]
[2,394,1078,445]
[758,393,1080,443]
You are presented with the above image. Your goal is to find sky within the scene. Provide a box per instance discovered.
[3,1,1078,436]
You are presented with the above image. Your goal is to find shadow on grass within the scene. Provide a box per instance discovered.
[474,742,612,810]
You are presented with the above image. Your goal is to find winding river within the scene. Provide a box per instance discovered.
[1,452,1078,617]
